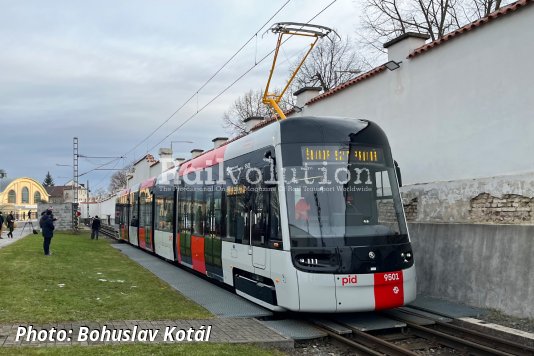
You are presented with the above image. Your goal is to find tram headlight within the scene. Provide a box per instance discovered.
[401,251,413,263]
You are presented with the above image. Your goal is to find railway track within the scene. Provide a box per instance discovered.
[314,324,418,356]
[98,224,118,239]
[312,310,534,356]
[391,308,534,355]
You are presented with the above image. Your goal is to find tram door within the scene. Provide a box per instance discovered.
[250,182,268,270]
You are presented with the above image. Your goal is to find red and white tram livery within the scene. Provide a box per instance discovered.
[116,116,416,312]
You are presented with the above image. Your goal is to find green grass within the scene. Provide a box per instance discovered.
[0,232,211,323]
[0,344,285,355]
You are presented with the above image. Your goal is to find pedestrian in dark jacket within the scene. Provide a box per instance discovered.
[0,212,4,238]
[41,210,55,256]
[6,212,15,238]
[91,216,101,240]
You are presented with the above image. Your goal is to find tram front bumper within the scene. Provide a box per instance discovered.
[296,265,417,312]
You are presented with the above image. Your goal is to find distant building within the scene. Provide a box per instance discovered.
[45,180,88,204]
[0,177,49,219]
[127,149,175,189]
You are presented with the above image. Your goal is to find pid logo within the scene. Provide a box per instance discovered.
[341,275,357,286]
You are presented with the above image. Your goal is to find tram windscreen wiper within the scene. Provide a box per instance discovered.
[313,191,326,247]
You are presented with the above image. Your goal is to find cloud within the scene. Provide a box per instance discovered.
[0,0,359,187]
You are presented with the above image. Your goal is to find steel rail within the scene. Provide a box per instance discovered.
[328,323,419,356]
[432,322,534,356]
[395,309,534,355]
[313,325,416,356]
[398,320,515,356]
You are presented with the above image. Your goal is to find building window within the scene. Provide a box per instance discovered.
[8,190,16,203]
[34,191,41,203]
[22,187,30,203]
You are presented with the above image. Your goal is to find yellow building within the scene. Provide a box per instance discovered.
[0,177,49,219]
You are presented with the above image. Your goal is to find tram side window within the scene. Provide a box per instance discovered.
[176,190,183,231]
[119,204,128,225]
[139,192,145,226]
[251,175,267,246]
[115,203,122,224]
[180,189,191,231]
[205,188,213,234]
[130,194,139,227]
[226,193,236,241]
[139,191,152,227]
[192,189,205,235]
[155,196,173,232]
[214,188,226,236]
[269,188,281,242]
[123,205,129,225]
[375,170,392,198]
[226,192,247,243]
[374,169,401,229]
[209,164,226,237]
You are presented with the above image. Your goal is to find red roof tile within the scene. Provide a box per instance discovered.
[306,65,387,106]
[408,0,532,58]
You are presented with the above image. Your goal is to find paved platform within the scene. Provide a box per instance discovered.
[333,312,406,331]
[260,320,327,340]
[409,295,485,318]
[0,319,293,348]
[0,221,35,249]
[112,243,272,318]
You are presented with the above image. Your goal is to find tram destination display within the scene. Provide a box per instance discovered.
[302,145,384,163]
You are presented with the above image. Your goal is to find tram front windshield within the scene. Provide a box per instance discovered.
[282,143,408,247]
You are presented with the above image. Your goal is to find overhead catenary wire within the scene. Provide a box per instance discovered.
[69,1,341,188]
[145,0,338,153]
[98,0,337,183]
[122,0,293,158]
[79,157,122,178]
[77,1,295,187]
[87,158,123,192]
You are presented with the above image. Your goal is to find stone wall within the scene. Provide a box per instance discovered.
[400,173,534,224]
[36,203,74,231]
[403,197,418,221]
[469,193,533,224]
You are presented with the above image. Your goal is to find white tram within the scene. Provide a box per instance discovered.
[115,116,416,312]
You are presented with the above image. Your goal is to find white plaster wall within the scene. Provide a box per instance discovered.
[128,160,152,189]
[86,195,116,224]
[292,6,534,185]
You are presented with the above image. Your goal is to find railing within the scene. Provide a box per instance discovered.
[99,224,118,239]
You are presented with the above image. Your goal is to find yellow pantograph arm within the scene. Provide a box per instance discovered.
[262,22,333,120]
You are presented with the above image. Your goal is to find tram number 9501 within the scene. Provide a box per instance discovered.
[383,273,400,282]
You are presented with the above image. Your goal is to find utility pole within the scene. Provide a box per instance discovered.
[73,137,79,204]
[86,179,90,218]
[73,137,79,230]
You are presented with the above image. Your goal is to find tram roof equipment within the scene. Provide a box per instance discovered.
[262,22,334,120]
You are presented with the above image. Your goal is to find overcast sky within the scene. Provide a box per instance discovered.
[0,0,362,193]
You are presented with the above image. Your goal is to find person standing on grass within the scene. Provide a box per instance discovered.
[41,209,55,256]
[0,212,4,238]
[91,215,101,240]
[6,212,15,238]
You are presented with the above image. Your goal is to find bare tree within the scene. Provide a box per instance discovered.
[470,0,508,18]
[108,165,132,193]
[292,35,365,92]
[361,0,461,45]
[222,89,294,135]
[92,187,108,201]
[359,0,513,60]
